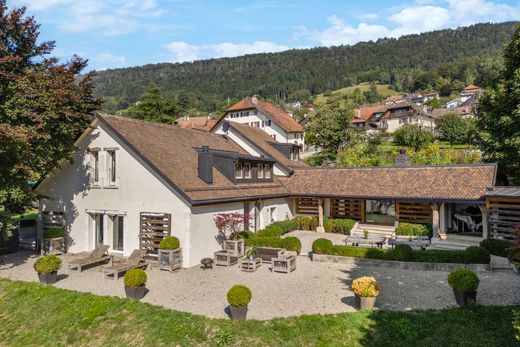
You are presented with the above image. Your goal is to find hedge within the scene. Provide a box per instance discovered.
[271,219,298,233]
[256,225,284,238]
[244,236,302,255]
[395,223,431,237]
[311,238,490,264]
[323,218,356,234]
[295,216,318,231]
[480,239,512,258]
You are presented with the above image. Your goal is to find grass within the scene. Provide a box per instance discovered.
[315,82,399,104]
[0,278,517,346]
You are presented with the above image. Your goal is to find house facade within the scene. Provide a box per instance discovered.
[212,96,305,147]
[364,103,435,133]
[37,115,508,268]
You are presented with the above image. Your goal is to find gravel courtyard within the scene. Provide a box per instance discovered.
[1,251,519,320]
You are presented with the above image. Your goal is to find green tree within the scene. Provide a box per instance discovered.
[363,82,384,103]
[477,25,520,184]
[436,112,472,145]
[127,83,178,123]
[305,93,363,155]
[393,124,433,150]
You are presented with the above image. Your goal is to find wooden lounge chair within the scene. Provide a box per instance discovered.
[68,244,112,272]
[104,249,149,280]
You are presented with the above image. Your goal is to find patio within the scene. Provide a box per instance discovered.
[1,251,520,320]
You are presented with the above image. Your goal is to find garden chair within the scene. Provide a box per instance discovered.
[103,249,149,280]
[68,244,111,272]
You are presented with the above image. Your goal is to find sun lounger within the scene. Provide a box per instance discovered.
[68,244,112,272]
[104,249,149,280]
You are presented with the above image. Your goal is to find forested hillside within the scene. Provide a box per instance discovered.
[93,22,518,113]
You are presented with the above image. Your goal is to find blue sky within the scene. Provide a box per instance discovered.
[11,0,520,71]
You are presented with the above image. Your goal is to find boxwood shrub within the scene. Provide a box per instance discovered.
[480,239,512,258]
[43,228,65,239]
[395,223,431,237]
[124,268,147,288]
[272,219,298,234]
[448,268,479,293]
[33,255,61,274]
[256,225,283,238]
[311,238,490,264]
[281,237,302,255]
[237,230,255,239]
[244,236,302,254]
[295,216,318,231]
[159,236,180,250]
[323,218,356,234]
[227,285,252,307]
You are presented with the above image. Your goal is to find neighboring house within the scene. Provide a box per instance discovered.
[352,105,385,129]
[211,96,305,147]
[460,84,482,97]
[366,103,435,133]
[37,115,510,268]
[444,95,477,109]
[432,106,475,120]
[176,116,216,132]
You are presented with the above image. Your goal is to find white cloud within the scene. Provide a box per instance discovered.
[304,0,520,46]
[165,41,289,63]
[358,13,379,21]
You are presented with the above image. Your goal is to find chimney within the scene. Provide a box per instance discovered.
[395,148,411,166]
[251,95,258,103]
[198,146,213,183]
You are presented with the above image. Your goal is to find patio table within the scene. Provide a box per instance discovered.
[345,236,387,248]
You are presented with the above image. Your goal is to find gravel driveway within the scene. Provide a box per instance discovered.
[1,251,519,320]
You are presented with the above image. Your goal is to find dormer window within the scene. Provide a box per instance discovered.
[264,164,272,178]
[290,148,300,161]
[257,164,264,178]
[235,162,243,178]
[244,163,251,179]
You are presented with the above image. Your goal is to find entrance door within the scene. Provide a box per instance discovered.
[365,200,396,225]
[93,213,105,245]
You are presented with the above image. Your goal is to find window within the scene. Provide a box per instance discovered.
[112,215,124,251]
[94,213,104,245]
[257,164,264,178]
[253,121,260,127]
[266,120,272,126]
[107,150,116,185]
[290,148,300,161]
[261,121,265,127]
[90,150,100,185]
[268,207,276,223]
[244,163,251,179]
[253,110,258,115]
[235,162,243,178]
[264,164,271,178]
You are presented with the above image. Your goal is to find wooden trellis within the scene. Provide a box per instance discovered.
[331,199,364,220]
[396,202,433,224]
[488,198,520,240]
[296,198,319,215]
[139,212,171,261]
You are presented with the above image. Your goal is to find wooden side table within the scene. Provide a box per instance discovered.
[240,257,262,272]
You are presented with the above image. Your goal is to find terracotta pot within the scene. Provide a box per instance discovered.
[453,289,477,306]
[355,294,377,309]
[229,305,248,320]
[125,285,146,300]
[37,271,57,285]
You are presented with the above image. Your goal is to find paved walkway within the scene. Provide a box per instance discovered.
[1,250,519,320]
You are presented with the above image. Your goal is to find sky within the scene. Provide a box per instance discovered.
[10,0,520,71]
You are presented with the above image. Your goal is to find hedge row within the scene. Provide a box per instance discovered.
[312,239,490,264]
[323,218,356,234]
[395,223,432,237]
[244,236,302,254]
[480,239,512,258]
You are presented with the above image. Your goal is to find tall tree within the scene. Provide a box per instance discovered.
[436,112,472,145]
[477,25,520,184]
[0,2,99,218]
[126,82,179,123]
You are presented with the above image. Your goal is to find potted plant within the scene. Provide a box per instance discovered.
[214,213,251,256]
[352,276,379,309]
[158,236,182,272]
[34,254,62,285]
[245,247,257,260]
[448,268,479,306]
[363,229,369,239]
[124,268,147,300]
[42,228,66,254]
[227,284,252,320]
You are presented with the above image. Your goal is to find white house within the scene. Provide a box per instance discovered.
[211,96,305,147]
[36,114,501,268]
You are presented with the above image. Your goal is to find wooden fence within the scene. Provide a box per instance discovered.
[139,212,171,261]
[331,199,364,220]
[396,202,433,224]
[295,198,319,215]
[488,198,520,240]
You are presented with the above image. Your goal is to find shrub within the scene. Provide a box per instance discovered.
[124,269,147,288]
[256,225,283,238]
[480,239,512,258]
[159,236,180,250]
[244,237,283,249]
[295,216,318,231]
[324,218,355,234]
[312,238,333,253]
[392,244,414,261]
[464,246,491,264]
[34,255,61,273]
[237,230,255,239]
[272,219,298,234]
[393,124,433,150]
[448,268,479,293]
[281,237,302,255]
[227,285,252,307]
[395,223,431,237]
[43,228,65,239]
[352,276,380,297]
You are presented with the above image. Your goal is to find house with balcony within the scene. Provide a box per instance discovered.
[366,103,435,132]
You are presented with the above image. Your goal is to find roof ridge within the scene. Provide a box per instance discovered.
[292,163,497,171]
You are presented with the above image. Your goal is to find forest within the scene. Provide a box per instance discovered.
[93,22,518,114]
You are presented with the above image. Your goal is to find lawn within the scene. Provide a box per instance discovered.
[315,82,399,104]
[0,279,517,346]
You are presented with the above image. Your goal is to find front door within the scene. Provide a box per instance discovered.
[365,200,396,225]
[93,213,105,245]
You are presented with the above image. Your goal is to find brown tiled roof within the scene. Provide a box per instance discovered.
[355,105,385,121]
[177,116,216,132]
[463,84,481,93]
[278,165,497,202]
[432,107,475,119]
[98,114,288,205]
[217,97,303,133]
[226,122,308,171]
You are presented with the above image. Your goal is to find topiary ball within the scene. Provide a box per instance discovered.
[227,284,252,307]
[392,244,414,261]
[448,268,479,293]
[124,268,147,288]
[159,236,180,250]
[312,238,333,254]
[34,255,62,274]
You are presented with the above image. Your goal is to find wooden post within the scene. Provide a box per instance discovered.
[478,204,489,239]
[317,198,325,233]
[431,202,441,239]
